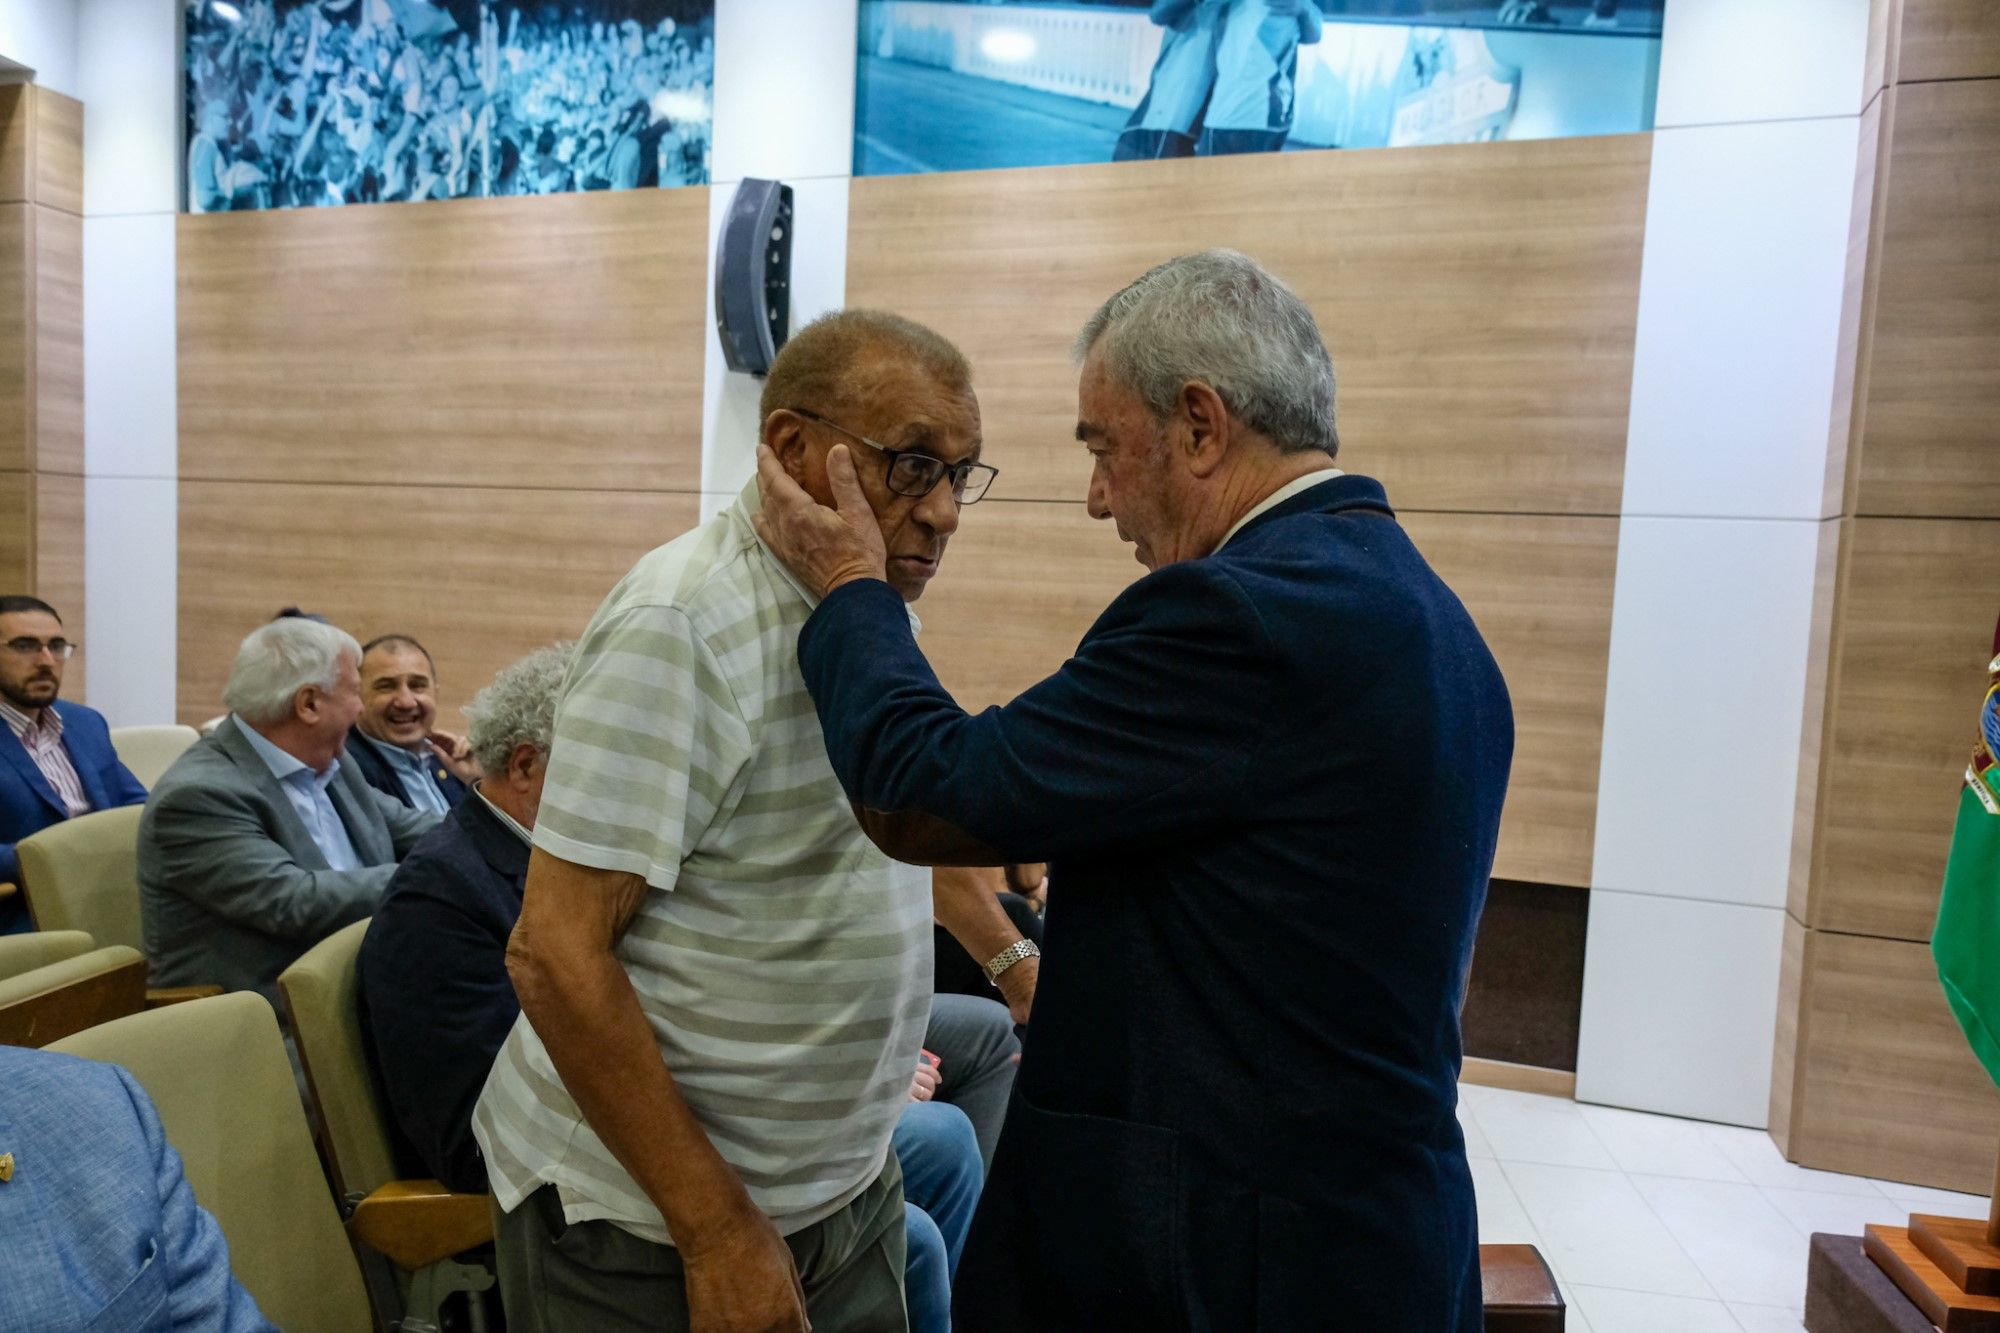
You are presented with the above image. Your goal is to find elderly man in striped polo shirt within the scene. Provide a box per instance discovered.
[474,310,1008,1333]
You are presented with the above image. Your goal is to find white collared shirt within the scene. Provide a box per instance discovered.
[1213,466,1345,555]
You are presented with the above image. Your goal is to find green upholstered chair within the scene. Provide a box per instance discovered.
[280,919,495,1331]
[0,943,145,1047]
[0,928,95,981]
[109,724,201,789]
[49,992,375,1332]
[18,804,146,952]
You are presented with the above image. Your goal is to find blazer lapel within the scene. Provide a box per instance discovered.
[0,723,66,817]
[213,720,330,870]
[52,704,110,811]
[329,764,391,865]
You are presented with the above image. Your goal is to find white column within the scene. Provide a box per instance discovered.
[77,0,179,725]
[1576,0,1876,1126]
[700,0,859,517]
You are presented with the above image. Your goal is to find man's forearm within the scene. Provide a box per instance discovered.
[934,865,1039,1022]
[508,856,758,1253]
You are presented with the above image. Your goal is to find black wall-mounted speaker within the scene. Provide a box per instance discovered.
[715,178,794,377]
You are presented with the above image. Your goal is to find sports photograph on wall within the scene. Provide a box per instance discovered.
[854,0,1665,177]
[185,0,716,210]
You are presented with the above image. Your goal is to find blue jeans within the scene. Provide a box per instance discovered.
[894,1100,982,1333]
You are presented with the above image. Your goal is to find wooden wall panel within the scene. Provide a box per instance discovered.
[0,85,27,204]
[1401,513,1616,888]
[1816,517,2000,940]
[33,470,82,694]
[29,88,80,216]
[1896,0,2000,84]
[846,134,1651,514]
[918,498,1613,888]
[177,186,710,493]
[177,481,700,729]
[1854,78,2000,519]
[1788,519,1847,924]
[0,470,26,590]
[1768,912,1807,1157]
[34,205,79,474]
[1790,928,2000,1194]
[915,499,1140,713]
[0,203,28,475]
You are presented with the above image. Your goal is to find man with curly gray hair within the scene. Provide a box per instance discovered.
[357,642,574,1194]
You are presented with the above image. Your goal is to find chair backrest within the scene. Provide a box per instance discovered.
[0,928,95,982]
[49,993,374,1333]
[0,944,145,1047]
[17,804,145,952]
[110,724,201,789]
[279,918,401,1201]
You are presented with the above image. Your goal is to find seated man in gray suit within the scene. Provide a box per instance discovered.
[140,616,437,1005]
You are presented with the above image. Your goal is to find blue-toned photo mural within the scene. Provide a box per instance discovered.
[185,0,715,210]
[855,0,1665,176]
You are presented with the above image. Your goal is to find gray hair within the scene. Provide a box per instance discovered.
[1074,248,1338,457]
[465,642,576,776]
[222,618,362,726]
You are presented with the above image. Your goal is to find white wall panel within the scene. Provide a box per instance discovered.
[0,0,78,97]
[701,174,849,508]
[709,0,858,186]
[1593,516,1822,910]
[1621,118,1860,522]
[77,0,178,217]
[1654,0,1872,130]
[84,474,176,725]
[83,211,175,479]
[1577,890,1787,1127]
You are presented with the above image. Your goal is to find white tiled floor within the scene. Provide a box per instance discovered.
[1460,1083,1989,1333]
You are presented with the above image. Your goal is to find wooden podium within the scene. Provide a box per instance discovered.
[1863,1164,2000,1331]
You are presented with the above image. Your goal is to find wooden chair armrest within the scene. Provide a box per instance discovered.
[0,881,15,899]
[348,1179,494,1271]
[145,985,223,1008]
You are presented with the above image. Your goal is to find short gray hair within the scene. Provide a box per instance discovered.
[1074,248,1338,457]
[465,643,576,776]
[222,618,362,726]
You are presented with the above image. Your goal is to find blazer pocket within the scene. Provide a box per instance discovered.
[1009,1094,1192,1332]
[84,1236,168,1333]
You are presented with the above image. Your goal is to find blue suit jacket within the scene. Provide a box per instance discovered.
[0,1045,271,1331]
[797,476,1514,1332]
[357,794,528,1194]
[0,700,149,930]
[342,727,469,812]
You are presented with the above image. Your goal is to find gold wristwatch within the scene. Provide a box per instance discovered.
[982,938,1041,984]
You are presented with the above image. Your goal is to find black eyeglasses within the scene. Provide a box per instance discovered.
[791,408,998,505]
[3,638,77,660]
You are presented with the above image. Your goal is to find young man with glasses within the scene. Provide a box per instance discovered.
[0,596,147,933]
[476,309,1026,1333]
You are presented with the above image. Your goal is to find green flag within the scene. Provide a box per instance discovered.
[1934,641,2000,1089]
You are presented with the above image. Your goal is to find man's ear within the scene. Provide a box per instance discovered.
[762,410,811,484]
[294,685,319,726]
[1179,380,1231,479]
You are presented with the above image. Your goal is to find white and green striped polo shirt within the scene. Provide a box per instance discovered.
[472,481,933,1244]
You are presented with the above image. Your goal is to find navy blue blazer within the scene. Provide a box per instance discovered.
[0,699,148,931]
[0,1045,271,1330]
[797,475,1514,1332]
[343,727,469,812]
[356,793,528,1194]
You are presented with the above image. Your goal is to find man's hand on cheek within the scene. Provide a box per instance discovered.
[753,443,890,599]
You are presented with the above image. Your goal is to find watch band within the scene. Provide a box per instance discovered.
[983,938,1041,984]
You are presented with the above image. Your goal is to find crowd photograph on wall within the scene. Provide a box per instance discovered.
[854,0,1665,176]
[184,0,716,210]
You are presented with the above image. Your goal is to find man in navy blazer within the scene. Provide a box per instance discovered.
[343,634,476,814]
[0,596,148,933]
[0,1043,272,1330]
[755,251,1513,1330]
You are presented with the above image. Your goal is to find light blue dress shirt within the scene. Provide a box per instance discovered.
[232,717,363,872]
[357,732,452,816]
